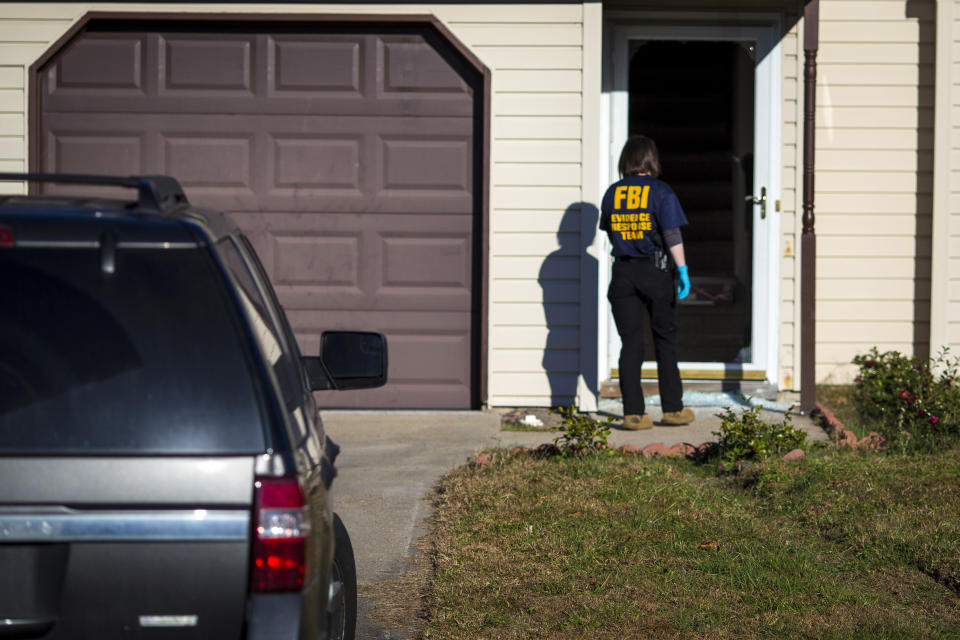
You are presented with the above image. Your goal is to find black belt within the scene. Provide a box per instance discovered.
[615,255,651,262]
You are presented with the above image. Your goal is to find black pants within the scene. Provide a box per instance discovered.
[608,259,684,415]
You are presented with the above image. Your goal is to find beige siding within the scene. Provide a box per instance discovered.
[475,47,582,69]
[0,2,586,407]
[946,0,960,357]
[495,280,580,303]
[473,4,586,407]
[782,21,801,391]
[0,59,25,185]
[492,256,578,280]
[0,11,37,179]
[490,372,564,398]
[815,0,934,384]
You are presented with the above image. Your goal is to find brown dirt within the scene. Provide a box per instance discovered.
[359,532,434,639]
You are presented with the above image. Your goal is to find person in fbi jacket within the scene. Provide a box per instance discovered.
[599,135,695,430]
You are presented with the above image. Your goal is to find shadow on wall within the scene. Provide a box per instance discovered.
[539,203,598,408]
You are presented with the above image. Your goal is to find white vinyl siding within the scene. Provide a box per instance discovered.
[0,9,45,181]
[452,7,586,408]
[781,24,801,391]
[815,0,934,382]
[0,73,25,178]
[947,1,960,349]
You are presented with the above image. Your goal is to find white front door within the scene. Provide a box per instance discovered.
[600,16,782,384]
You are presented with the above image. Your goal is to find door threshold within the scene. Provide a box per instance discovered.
[600,377,778,400]
[610,368,767,381]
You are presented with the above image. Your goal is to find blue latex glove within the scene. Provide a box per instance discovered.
[677,265,691,300]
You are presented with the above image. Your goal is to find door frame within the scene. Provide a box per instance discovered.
[599,11,783,385]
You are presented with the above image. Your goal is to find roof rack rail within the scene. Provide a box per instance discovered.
[0,173,189,214]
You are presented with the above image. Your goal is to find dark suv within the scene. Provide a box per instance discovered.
[0,174,385,640]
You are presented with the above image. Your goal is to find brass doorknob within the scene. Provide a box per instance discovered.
[745,186,767,219]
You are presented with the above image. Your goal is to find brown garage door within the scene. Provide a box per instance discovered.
[34,17,484,408]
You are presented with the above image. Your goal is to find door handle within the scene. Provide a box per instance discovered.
[745,186,767,219]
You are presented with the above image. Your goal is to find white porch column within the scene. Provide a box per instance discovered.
[930,0,954,356]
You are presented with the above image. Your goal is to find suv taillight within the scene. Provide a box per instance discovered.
[251,476,310,592]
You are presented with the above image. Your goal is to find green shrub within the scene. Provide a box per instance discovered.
[550,406,614,457]
[852,347,960,452]
[712,404,807,463]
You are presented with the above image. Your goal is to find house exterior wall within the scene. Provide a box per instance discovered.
[0,1,591,408]
[5,0,948,402]
[815,0,935,382]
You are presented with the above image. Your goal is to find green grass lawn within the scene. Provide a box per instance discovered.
[422,447,960,639]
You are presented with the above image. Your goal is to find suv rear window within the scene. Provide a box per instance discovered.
[0,247,266,454]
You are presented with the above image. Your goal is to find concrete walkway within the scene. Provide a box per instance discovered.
[322,403,828,639]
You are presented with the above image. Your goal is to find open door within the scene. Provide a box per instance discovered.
[604,19,782,385]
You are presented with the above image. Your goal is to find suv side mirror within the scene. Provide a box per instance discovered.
[302,331,388,391]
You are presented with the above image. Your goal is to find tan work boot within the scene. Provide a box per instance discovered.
[622,414,653,430]
[661,407,695,426]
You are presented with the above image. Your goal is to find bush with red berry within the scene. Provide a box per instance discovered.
[852,347,960,452]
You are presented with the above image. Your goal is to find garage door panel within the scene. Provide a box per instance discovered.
[372,288,472,311]
[46,96,475,118]
[287,309,471,334]
[235,215,473,283]
[49,34,146,95]
[46,31,473,117]
[368,116,473,139]
[217,192,475,215]
[272,233,361,287]
[162,133,255,190]
[387,332,470,384]
[234,212,473,233]
[266,233,470,304]
[160,35,255,95]
[39,23,482,408]
[266,226,469,307]
[290,311,471,369]
[44,113,473,212]
[367,119,475,207]
[382,234,470,288]
[293,312,474,408]
[381,37,470,94]
[315,383,469,409]
[382,137,470,192]
[276,285,471,313]
[310,330,471,408]
[45,130,146,175]
[270,36,362,95]
[272,135,363,191]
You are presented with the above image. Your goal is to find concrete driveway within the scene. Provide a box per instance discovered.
[322,403,827,639]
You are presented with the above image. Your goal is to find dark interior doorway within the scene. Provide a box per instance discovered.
[629,40,755,363]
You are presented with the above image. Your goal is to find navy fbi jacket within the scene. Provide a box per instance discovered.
[599,175,688,258]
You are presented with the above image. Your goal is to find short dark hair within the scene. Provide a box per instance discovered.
[618,135,661,178]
